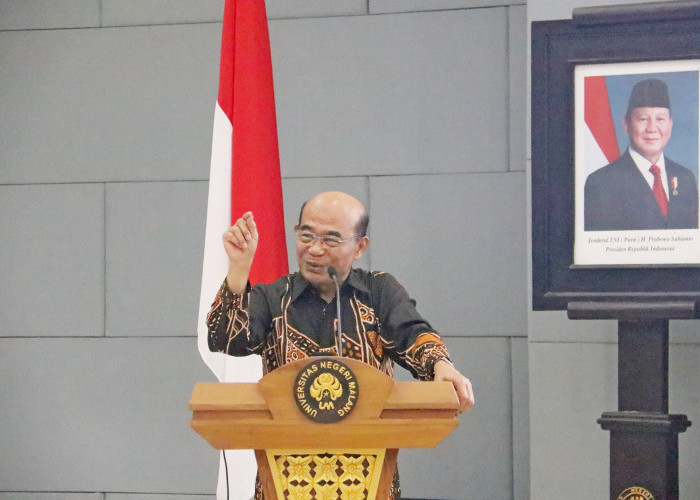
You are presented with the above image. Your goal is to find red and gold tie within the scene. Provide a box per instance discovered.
[649,164,668,217]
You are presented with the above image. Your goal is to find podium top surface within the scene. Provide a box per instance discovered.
[189,357,461,450]
[190,357,459,414]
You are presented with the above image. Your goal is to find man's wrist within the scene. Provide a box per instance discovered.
[224,275,250,295]
[429,356,453,378]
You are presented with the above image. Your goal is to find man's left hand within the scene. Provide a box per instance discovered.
[434,359,474,413]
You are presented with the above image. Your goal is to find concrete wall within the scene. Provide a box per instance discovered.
[528,1,700,499]
[0,0,527,499]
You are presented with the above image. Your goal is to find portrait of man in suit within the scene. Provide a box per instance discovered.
[584,78,699,231]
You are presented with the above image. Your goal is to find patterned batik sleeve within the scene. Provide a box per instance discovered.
[403,332,452,381]
[375,272,452,380]
[206,279,265,356]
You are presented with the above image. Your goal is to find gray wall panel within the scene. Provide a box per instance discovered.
[671,343,700,497]
[0,495,103,500]
[371,0,525,14]
[529,342,616,500]
[530,338,700,498]
[529,310,618,343]
[102,0,225,26]
[106,181,207,337]
[267,0,368,19]
[0,337,217,493]
[102,0,369,25]
[509,5,527,172]
[0,0,100,30]
[532,313,700,345]
[108,496,213,500]
[370,173,526,336]
[0,183,104,337]
[511,337,530,500]
[0,24,219,184]
[669,319,700,344]
[270,9,508,178]
[396,337,513,499]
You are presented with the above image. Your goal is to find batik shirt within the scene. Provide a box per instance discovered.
[207,268,451,380]
[207,268,452,499]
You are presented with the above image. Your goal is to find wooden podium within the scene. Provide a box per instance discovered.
[190,357,460,499]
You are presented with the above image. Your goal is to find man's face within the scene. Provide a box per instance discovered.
[625,107,673,164]
[295,198,367,296]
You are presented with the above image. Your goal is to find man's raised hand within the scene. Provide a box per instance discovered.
[223,211,258,293]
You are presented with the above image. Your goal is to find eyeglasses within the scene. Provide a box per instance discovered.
[295,230,360,248]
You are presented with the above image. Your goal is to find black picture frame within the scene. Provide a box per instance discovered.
[531,3,700,312]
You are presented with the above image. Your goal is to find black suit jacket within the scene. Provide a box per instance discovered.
[584,150,699,231]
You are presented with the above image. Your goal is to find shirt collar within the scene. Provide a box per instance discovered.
[290,268,370,303]
[628,146,666,170]
[346,269,370,294]
[628,147,670,197]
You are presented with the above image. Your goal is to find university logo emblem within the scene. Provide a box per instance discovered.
[294,358,359,423]
[616,486,655,500]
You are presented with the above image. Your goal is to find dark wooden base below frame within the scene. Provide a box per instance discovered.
[598,411,691,500]
[568,304,696,500]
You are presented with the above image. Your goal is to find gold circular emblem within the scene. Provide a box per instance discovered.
[294,358,359,423]
[616,486,655,500]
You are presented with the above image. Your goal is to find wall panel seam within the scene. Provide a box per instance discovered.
[508,337,516,499]
[505,5,513,173]
[102,182,107,338]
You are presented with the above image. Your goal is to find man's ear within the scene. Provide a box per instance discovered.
[353,236,369,261]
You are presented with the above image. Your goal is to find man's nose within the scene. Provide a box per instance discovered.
[307,238,326,254]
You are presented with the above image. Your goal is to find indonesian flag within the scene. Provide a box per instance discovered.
[196,0,288,498]
[583,75,620,176]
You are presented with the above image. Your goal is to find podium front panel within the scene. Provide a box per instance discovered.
[265,448,386,500]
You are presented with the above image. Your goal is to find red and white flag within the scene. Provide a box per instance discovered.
[197,0,288,497]
[583,75,620,176]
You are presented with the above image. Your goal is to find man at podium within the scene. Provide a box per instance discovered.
[207,191,474,498]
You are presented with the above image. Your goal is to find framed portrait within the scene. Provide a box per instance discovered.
[574,61,700,266]
[531,5,700,312]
